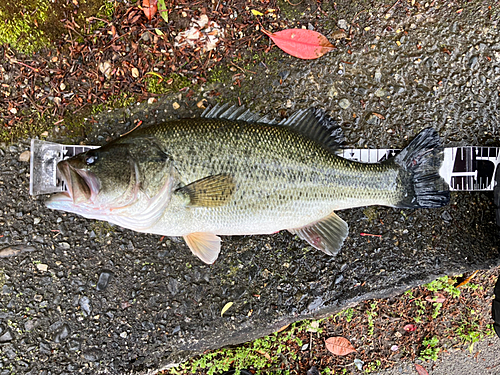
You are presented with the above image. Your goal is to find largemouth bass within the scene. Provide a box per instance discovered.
[46,105,450,264]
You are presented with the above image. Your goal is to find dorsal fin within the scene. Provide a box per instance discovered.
[202,104,278,124]
[202,104,344,150]
[279,108,344,151]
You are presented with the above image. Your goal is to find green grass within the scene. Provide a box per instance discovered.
[424,276,461,298]
[167,320,313,374]
[419,336,440,361]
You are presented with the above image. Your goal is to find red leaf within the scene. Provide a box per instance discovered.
[142,0,157,21]
[414,364,429,375]
[325,337,356,356]
[263,29,335,60]
[404,324,416,332]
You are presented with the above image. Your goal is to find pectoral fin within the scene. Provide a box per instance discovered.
[176,174,235,207]
[183,232,221,264]
[289,212,348,256]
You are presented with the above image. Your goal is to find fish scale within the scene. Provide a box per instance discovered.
[46,107,449,264]
[127,118,408,234]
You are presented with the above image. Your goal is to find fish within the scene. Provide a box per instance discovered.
[46,105,450,264]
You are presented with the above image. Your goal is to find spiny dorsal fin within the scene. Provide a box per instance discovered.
[279,108,344,151]
[289,211,348,256]
[202,104,343,150]
[202,104,278,124]
[176,174,235,207]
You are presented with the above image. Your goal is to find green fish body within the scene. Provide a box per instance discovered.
[46,105,450,263]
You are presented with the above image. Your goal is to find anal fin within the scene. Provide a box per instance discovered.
[183,232,221,264]
[289,212,348,256]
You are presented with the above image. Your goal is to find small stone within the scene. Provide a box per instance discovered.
[148,97,156,104]
[120,332,127,338]
[441,211,452,222]
[60,82,66,90]
[68,339,81,351]
[36,263,48,272]
[79,296,91,316]
[131,67,140,78]
[9,107,17,114]
[59,242,70,249]
[53,97,61,105]
[338,19,349,30]
[33,217,41,225]
[24,320,37,331]
[83,348,102,362]
[96,271,113,291]
[34,294,43,302]
[301,343,309,351]
[338,98,350,109]
[391,344,399,351]
[19,151,30,162]
[0,329,13,342]
[172,102,180,110]
[98,60,113,79]
[54,324,71,343]
[375,87,386,97]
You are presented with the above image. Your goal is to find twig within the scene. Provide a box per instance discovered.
[120,120,143,137]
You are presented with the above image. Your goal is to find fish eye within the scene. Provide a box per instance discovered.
[85,151,98,165]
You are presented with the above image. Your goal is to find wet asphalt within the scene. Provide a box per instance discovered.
[1,1,500,374]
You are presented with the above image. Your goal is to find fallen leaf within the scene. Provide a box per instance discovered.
[425,293,446,303]
[414,364,429,375]
[0,245,35,258]
[221,301,233,316]
[372,112,385,119]
[255,350,272,360]
[142,0,157,21]
[325,337,356,356]
[276,323,290,333]
[263,29,335,60]
[404,324,417,332]
[251,9,264,16]
[157,0,168,22]
[456,270,479,288]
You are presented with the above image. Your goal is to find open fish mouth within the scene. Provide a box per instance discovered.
[56,160,100,204]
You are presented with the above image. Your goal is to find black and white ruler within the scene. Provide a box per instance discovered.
[336,146,500,191]
[29,139,499,195]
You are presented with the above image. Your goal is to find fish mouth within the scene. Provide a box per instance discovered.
[56,160,100,204]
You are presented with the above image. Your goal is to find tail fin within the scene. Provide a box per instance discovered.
[393,128,450,208]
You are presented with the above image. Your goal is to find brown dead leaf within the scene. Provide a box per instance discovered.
[325,337,356,356]
[276,324,290,333]
[414,364,429,375]
[456,270,479,288]
[255,350,272,360]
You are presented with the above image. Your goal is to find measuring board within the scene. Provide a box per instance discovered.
[29,139,500,195]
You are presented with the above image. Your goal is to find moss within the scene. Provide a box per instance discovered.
[145,73,192,95]
[0,0,115,54]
